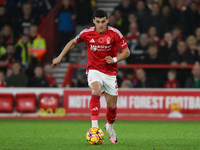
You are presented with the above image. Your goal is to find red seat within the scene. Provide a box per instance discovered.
[16,93,36,113]
[0,94,14,113]
[39,93,60,111]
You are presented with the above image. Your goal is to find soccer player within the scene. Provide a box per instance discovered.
[51,9,130,144]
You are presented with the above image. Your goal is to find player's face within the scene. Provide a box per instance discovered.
[93,17,109,33]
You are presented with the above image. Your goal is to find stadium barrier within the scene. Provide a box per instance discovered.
[0,88,200,119]
[62,64,194,87]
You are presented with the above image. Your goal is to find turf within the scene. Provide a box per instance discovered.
[0,119,199,150]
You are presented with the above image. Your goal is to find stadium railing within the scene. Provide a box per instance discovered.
[62,64,194,87]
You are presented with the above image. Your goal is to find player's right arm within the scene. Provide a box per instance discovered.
[51,38,77,68]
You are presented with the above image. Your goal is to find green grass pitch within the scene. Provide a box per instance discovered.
[0,119,200,150]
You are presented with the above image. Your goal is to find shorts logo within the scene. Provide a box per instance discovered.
[89,77,92,82]
[115,80,118,89]
[107,37,110,44]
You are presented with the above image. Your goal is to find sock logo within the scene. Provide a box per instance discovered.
[91,107,98,111]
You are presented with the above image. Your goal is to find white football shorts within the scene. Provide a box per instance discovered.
[87,70,118,96]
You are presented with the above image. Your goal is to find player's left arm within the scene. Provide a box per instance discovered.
[105,47,130,64]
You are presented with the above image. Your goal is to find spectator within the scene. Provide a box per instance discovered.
[141,2,168,36]
[74,0,93,34]
[195,27,200,43]
[0,70,6,87]
[0,44,5,58]
[108,15,119,29]
[5,0,29,19]
[0,44,17,70]
[55,0,75,62]
[28,65,49,87]
[164,69,180,88]
[134,0,149,24]
[14,34,31,69]
[125,22,140,49]
[161,5,171,30]
[122,69,137,87]
[0,4,10,30]
[189,2,200,34]
[6,61,28,87]
[126,33,150,64]
[196,43,200,63]
[186,35,198,61]
[14,3,40,37]
[170,0,193,36]
[146,0,154,11]
[168,0,177,9]
[171,26,183,40]
[148,26,161,45]
[28,25,46,63]
[144,44,165,86]
[0,25,15,48]
[185,63,200,88]
[135,68,159,88]
[169,41,194,68]
[32,0,51,17]
[44,62,57,87]
[115,0,136,16]
[5,67,13,79]
[143,44,163,64]
[121,80,133,88]
[113,9,128,35]
[160,32,177,63]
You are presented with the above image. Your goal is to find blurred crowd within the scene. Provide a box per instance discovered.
[73,0,200,89]
[0,0,57,87]
[1,0,200,88]
[110,0,200,89]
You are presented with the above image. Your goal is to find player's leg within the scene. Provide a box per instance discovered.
[104,93,118,143]
[104,93,117,129]
[87,70,103,128]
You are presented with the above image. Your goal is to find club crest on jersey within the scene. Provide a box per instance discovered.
[98,37,104,43]
[107,37,110,44]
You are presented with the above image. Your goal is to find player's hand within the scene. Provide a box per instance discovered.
[105,56,114,64]
[51,57,62,68]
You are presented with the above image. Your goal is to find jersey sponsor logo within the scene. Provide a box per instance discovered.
[90,45,112,52]
[89,39,95,43]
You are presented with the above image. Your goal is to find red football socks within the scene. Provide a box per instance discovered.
[90,95,100,120]
[106,106,117,124]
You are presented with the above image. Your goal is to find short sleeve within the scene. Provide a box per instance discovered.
[115,30,128,50]
[75,30,85,43]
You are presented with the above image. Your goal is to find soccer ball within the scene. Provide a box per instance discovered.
[170,101,181,112]
[86,127,104,145]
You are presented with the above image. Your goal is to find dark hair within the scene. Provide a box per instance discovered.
[0,69,4,74]
[168,69,177,75]
[149,43,158,49]
[6,43,14,48]
[93,9,108,19]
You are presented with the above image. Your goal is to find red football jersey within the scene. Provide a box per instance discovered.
[164,80,180,88]
[76,26,128,76]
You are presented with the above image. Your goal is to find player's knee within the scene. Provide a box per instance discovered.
[91,89,101,96]
[107,101,117,108]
